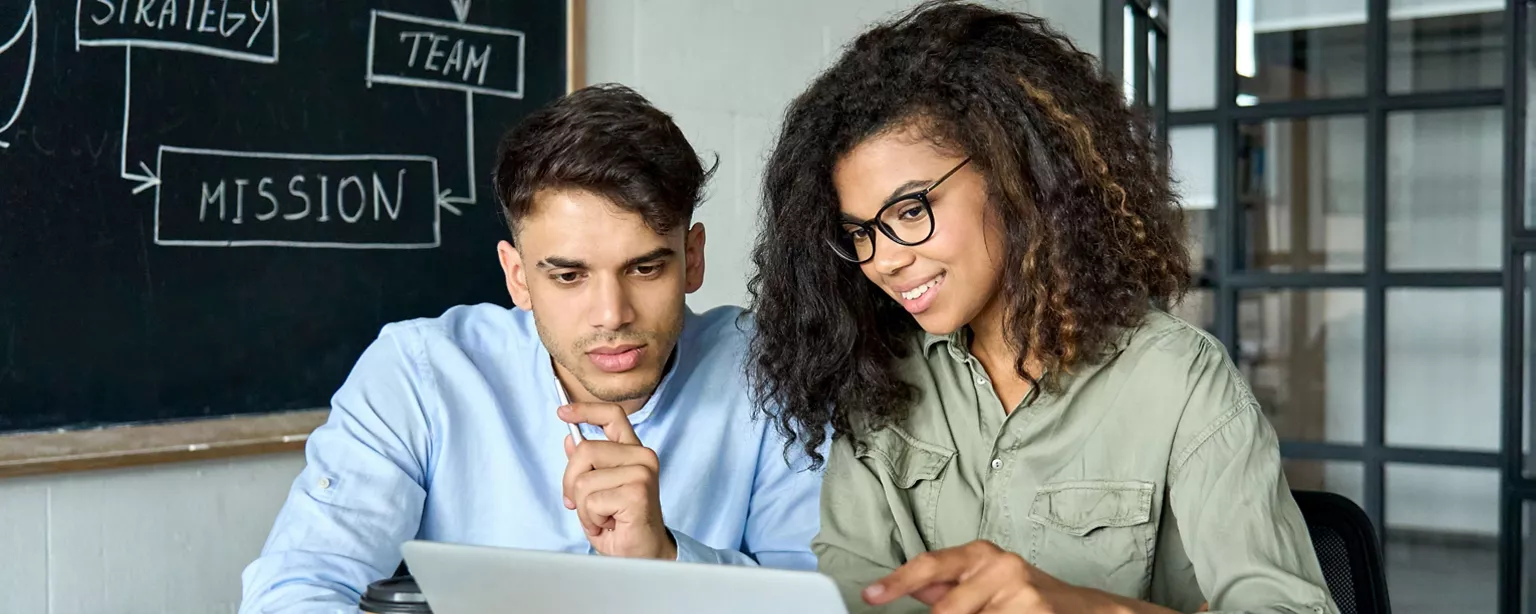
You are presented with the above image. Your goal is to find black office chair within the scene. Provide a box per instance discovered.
[1292,490,1392,614]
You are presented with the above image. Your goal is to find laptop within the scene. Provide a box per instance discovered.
[401,540,851,614]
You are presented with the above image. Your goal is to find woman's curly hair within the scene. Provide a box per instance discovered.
[747,1,1190,467]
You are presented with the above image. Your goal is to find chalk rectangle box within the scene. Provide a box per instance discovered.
[154,147,441,249]
[366,10,525,99]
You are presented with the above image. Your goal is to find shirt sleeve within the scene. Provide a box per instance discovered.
[1168,346,1341,614]
[239,328,435,614]
[740,422,826,570]
[811,436,928,614]
[673,419,825,570]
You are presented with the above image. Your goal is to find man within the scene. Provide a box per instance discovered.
[239,84,823,613]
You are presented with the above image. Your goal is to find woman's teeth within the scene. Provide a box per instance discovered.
[901,276,942,301]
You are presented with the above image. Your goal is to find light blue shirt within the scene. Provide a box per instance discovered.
[240,304,823,613]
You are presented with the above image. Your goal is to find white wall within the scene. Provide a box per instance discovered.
[0,454,305,614]
[0,3,1103,613]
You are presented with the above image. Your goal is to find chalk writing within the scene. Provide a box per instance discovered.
[67,0,507,249]
[76,0,278,63]
[397,31,492,84]
[195,171,407,224]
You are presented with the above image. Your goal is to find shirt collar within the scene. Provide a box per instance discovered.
[921,328,970,363]
[919,320,1142,380]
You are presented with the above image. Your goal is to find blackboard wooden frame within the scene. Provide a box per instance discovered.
[568,0,587,93]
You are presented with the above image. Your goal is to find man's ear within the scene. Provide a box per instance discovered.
[498,240,532,310]
[684,223,706,294]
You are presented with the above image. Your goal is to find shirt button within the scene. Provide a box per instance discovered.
[990,458,1002,470]
[976,377,988,386]
[317,477,331,489]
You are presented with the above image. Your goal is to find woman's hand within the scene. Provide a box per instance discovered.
[862,540,1179,614]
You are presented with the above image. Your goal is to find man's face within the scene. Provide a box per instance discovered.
[498,189,705,407]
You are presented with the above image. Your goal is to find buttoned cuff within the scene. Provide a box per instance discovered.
[670,528,725,565]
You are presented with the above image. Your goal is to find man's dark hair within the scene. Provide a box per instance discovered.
[492,83,716,241]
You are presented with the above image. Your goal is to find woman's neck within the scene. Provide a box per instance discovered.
[967,302,1041,413]
[967,311,1012,371]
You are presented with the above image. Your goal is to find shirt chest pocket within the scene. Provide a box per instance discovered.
[857,427,955,549]
[1026,480,1157,595]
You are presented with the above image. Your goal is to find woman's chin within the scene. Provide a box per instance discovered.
[910,310,965,337]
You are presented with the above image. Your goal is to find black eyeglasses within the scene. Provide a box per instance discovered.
[827,158,972,264]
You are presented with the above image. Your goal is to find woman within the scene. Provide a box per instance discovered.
[747,2,1338,613]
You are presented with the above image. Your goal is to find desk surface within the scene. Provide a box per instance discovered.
[0,410,328,478]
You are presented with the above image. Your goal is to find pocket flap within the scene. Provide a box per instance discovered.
[1027,480,1154,537]
[856,426,955,489]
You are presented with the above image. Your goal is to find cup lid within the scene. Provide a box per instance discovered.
[363,576,428,604]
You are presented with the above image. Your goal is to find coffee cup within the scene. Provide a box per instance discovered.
[358,575,432,614]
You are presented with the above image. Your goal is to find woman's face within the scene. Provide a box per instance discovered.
[831,127,1006,336]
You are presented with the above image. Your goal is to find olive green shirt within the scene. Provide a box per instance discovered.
[813,310,1339,614]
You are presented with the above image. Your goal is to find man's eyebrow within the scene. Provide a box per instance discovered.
[534,249,675,271]
[622,247,676,269]
[535,256,586,270]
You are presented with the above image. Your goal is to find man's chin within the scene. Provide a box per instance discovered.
[577,370,663,404]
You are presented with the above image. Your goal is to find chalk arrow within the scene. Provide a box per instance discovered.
[450,0,471,23]
[437,189,464,216]
[117,46,159,194]
[0,0,38,149]
[124,161,160,195]
[441,92,479,206]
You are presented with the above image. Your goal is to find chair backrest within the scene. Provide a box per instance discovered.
[1291,490,1392,614]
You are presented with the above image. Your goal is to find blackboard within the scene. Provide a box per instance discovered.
[0,0,577,432]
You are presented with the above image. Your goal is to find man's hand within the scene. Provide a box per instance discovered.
[864,540,1181,614]
[558,402,677,560]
